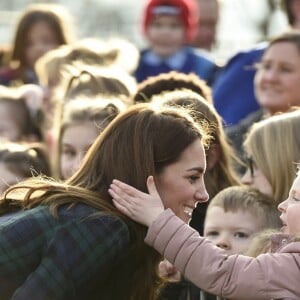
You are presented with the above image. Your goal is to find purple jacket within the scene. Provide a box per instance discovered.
[145,209,300,300]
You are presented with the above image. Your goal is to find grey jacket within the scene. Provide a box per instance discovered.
[145,209,300,300]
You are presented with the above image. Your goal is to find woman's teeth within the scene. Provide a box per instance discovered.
[184,206,193,216]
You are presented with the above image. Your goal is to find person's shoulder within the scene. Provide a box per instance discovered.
[58,203,126,223]
[0,66,17,85]
[226,109,264,133]
[188,47,216,64]
[139,48,152,59]
[225,42,268,67]
[0,206,53,245]
[0,65,15,75]
[271,233,300,253]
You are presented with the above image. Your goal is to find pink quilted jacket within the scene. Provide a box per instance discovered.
[145,209,300,300]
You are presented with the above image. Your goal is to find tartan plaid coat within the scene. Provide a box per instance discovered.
[0,203,132,299]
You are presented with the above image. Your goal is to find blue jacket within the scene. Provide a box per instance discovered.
[212,43,267,126]
[135,47,219,86]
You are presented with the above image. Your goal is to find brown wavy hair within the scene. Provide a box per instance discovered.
[1,103,209,300]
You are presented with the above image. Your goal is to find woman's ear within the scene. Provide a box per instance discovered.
[206,143,221,171]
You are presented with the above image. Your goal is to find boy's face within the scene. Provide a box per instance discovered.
[204,206,263,255]
[146,15,186,58]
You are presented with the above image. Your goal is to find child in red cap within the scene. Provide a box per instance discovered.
[135,0,219,85]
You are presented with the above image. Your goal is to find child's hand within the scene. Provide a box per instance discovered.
[109,176,164,227]
[159,259,181,282]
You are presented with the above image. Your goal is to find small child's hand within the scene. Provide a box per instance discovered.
[159,259,181,282]
[109,176,164,227]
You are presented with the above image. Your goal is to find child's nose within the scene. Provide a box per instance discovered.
[216,235,231,250]
[278,198,288,213]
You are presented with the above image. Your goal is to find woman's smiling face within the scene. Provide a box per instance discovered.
[254,42,300,115]
[155,139,209,224]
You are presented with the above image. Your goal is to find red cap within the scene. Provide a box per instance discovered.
[142,0,199,42]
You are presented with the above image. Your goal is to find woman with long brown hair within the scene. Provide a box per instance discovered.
[0,101,209,300]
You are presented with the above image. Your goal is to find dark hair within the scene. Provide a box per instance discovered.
[2,103,209,300]
[56,65,136,106]
[281,0,297,26]
[0,87,43,141]
[134,71,212,103]
[151,89,240,198]
[0,142,50,199]
[0,142,50,178]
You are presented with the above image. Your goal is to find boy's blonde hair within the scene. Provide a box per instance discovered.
[206,186,281,230]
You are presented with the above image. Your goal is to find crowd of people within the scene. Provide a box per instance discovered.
[0,0,299,299]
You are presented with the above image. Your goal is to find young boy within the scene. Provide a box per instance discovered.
[181,186,281,300]
[204,186,281,255]
[135,0,219,85]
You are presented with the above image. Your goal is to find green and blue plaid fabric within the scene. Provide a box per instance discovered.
[0,203,131,299]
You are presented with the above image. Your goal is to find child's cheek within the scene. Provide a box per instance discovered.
[287,205,300,234]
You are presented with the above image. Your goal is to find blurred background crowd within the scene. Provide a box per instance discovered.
[0,0,300,299]
[0,0,290,62]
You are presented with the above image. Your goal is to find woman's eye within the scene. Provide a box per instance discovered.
[189,175,199,183]
[279,66,293,73]
[256,62,271,71]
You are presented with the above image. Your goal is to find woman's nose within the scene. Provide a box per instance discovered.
[195,183,209,203]
[261,67,280,82]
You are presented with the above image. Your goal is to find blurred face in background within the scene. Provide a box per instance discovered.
[254,42,300,115]
[60,122,99,179]
[193,0,219,50]
[241,156,273,198]
[0,162,25,195]
[289,0,300,29]
[146,15,185,58]
[25,20,60,69]
[0,103,22,142]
